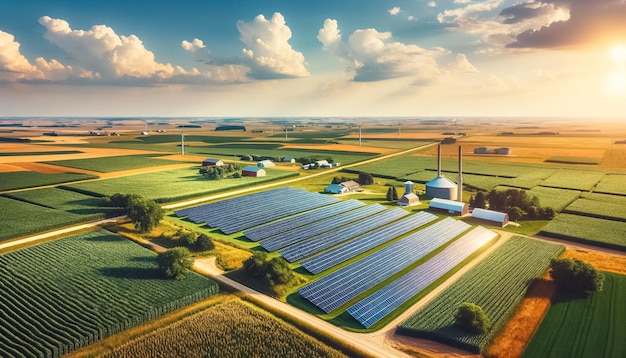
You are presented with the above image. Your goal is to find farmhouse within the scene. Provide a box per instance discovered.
[324,180,361,194]
[242,166,266,177]
[429,198,469,216]
[472,208,509,227]
[282,157,296,163]
[202,158,224,166]
[257,160,275,167]
[398,181,420,206]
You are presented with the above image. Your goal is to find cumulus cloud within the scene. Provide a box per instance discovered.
[506,0,626,48]
[451,53,478,72]
[0,29,78,82]
[318,19,447,82]
[389,7,401,16]
[408,16,417,21]
[428,2,437,8]
[236,12,309,79]
[181,38,211,62]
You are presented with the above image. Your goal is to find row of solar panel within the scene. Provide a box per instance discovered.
[300,211,438,274]
[259,204,387,252]
[244,200,365,241]
[279,207,410,262]
[175,187,339,234]
[299,217,471,313]
[347,226,498,328]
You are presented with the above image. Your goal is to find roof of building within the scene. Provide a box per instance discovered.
[429,197,467,212]
[325,184,347,193]
[426,175,458,189]
[401,193,419,200]
[257,160,275,166]
[472,208,508,222]
[404,180,414,185]
[341,180,360,190]
[203,158,222,162]
[242,166,264,172]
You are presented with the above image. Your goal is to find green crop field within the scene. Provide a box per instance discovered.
[3,187,111,215]
[64,166,298,202]
[0,196,102,241]
[528,186,581,211]
[105,300,346,358]
[563,198,626,221]
[540,170,605,191]
[581,192,626,205]
[594,174,626,195]
[0,171,97,192]
[0,229,218,357]
[44,154,179,172]
[522,272,626,358]
[0,150,82,156]
[540,213,626,251]
[545,156,602,165]
[398,237,564,354]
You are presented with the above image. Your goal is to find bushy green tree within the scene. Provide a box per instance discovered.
[386,186,393,201]
[455,302,491,334]
[507,206,524,222]
[358,172,374,185]
[127,196,164,233]
[176,229,197,246]
[550,258,604,294]
[156,247,194,280]
[195,234,215,251]
[473,191,487,209]
[242,252,295,286]
[392,186,399,200]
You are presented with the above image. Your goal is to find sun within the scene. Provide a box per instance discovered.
[609,44,626,64]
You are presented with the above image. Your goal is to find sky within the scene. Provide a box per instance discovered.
[1,0,625,118]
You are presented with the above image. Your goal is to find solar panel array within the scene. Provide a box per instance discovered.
[300,211,438,274]
[347,226,498,328]
[298,217,470,313]
[260,204,387,252]
[279,207,409,262]
[243,200,365,241]
[174,187,340,234]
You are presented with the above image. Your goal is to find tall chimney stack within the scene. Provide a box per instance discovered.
[437,144,442,177]
[457,145,463,202]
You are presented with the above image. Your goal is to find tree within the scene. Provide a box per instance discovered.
[156,247,194,280]
[243,252,269,278]
[386,187,393,201]
[176,229,197,247]
[473,191,487,209]
[455,302,491,334]
[550,258,604,294]
[195,234,215,251]
[507,206,524,222]
[127,196,164,233]
[392,186,399,201]
[358,172,374,185]
[242,252,295,287]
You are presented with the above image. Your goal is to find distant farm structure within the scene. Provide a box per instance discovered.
[474,147,511,155]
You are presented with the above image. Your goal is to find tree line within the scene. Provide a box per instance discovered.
[469,188,555,221]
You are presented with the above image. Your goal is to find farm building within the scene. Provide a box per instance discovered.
[202,158,224,166]
[474,147,511,155]
[324,180,361,194]
[316,160,329,167]
[471,208,509,227]
[242,166,266,177]
[324,184,349,194]
[429,198,469,216]
[257,160,275,167]
[426,144,458,200]
[398,193,420,206]
[282,157,296,163]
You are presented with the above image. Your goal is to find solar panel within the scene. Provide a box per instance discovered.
[260,204,387,252]
[298,217,470,313]
[279,207,409,262]
[300,211,438,274]
[347,226,498,328]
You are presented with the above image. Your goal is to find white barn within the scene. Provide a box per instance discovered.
[257,160,275,167]
[429,198,469,216]
[472,208,509,227]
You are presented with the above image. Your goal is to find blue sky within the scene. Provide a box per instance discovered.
[1,0,625,117]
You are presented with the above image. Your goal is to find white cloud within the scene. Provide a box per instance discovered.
[451,53,478,72]
[181,38,211,62]
[389,7,401,16]
[428,1,437,8]
[408,16,417,21]
[0,29,78,82]
[318,19,446,82]
[236,12,309,79]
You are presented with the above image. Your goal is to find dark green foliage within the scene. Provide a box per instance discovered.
[0,171,97,191]
[240,154,253,161]
[550,258,604,294]
[332,176,354,184]
[455,303,491,334]
[386,187,393,201]
[106,193,141,208]
[486,188,552,220]
[195,234,215,251]
[127,196,164,233]
[358,172,374,185]
[176,229,197,246]
[242,252,295,286]
[157,247,194,280]
[392,186,399,201]
[473,191,487,209]
[199,163,240,180]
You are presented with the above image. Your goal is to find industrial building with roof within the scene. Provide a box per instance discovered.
[202,158,224,166]
[429,198,469,216]
[425,144,459,201]
[242,166,266,177]
[257,160,275,167]
[471,208,509,227]
[324,180,361,194]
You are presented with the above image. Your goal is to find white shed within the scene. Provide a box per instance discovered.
[257,160,275,167]
[471,208,509,227]
[429,198,469,216]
